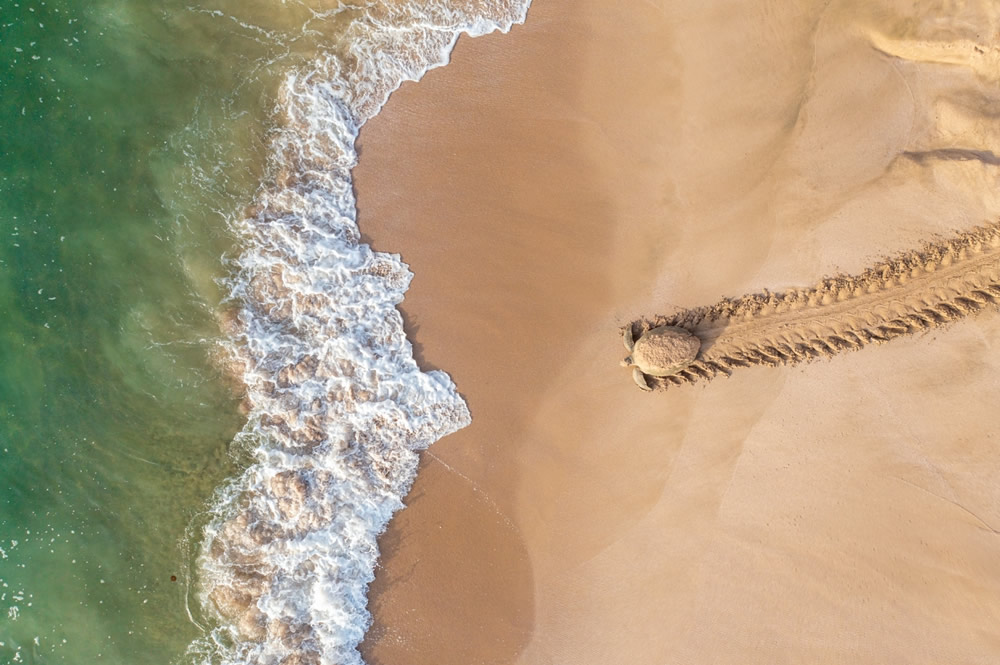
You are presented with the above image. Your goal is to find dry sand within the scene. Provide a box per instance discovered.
[355,0,1000,663]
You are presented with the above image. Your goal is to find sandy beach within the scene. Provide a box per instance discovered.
[355,1,1000,663]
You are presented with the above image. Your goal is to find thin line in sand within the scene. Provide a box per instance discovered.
[627,220,1000,389]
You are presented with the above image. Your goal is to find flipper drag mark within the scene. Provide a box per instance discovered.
[625,221,1000,390]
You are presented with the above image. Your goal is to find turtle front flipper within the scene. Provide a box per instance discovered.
[623,326,636,352]
[632,367,653,392]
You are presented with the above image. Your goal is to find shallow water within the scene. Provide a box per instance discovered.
[0,1,310,662]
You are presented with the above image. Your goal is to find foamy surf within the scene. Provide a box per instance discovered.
[185,2,531,664]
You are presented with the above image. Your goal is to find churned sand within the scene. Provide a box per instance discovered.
[631,221,1000,390]
[355,0,1000,663]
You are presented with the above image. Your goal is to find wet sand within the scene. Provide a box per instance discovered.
[355,0,1000,663]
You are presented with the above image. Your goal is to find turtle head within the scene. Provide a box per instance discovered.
[620,354,633,368]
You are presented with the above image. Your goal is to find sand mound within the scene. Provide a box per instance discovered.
[629,220,1000,389]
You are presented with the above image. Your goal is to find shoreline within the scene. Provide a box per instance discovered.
[187,3,534,664]
[356,1,1000,663]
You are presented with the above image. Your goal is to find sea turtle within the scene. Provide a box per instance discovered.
[621,325,701,391]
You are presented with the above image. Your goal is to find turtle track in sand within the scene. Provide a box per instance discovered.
[627,220,1000,390]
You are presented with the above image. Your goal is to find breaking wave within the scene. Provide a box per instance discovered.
[185,2,531,664]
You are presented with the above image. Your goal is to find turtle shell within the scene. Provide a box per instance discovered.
[632,325,700,376]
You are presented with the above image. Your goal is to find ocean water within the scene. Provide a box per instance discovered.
[1,1,529,664]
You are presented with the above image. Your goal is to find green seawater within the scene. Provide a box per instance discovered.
[0,1,357,663]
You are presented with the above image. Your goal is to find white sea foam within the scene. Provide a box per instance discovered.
[187,2,531,664]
